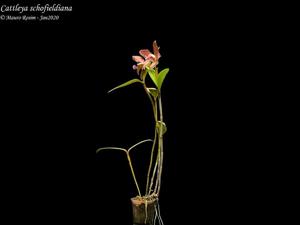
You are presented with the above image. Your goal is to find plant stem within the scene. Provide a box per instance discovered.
[148,156,158,195]
[97,146,142,196]
[154,139,161,194]
[143,83,159,196]
[146,127,157,194]
[126,152,142,197]
[143,84,157,121]
[156,95,164,195]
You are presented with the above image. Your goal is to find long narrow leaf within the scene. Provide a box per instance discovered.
[108,79,143,93]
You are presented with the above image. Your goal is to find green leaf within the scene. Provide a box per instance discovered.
[147,88,159,99]
[156,121,167,135]
[157,68,169,90]
[108,79,143,93]
[147,68,158,88]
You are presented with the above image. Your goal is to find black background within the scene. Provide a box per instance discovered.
[1,2,275,224]
[94,6,270,225]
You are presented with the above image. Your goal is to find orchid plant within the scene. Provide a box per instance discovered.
[97,41,169,224]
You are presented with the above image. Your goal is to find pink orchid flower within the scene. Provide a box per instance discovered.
[132,41,161,74]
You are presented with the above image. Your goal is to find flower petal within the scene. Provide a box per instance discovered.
[153,40,161,60]
[132,56,144,63]
[139,49,152,58]
[145,54,156,62]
